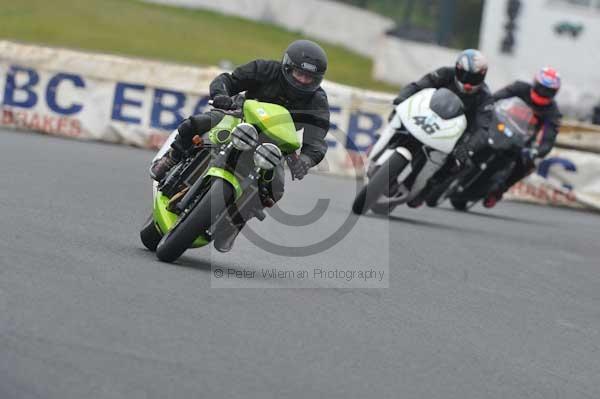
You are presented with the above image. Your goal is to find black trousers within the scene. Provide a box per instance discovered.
[172,110,225,152]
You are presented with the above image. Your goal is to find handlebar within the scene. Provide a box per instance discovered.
[207,99,243,117]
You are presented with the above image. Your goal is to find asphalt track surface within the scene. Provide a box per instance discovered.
[1,128,599,399]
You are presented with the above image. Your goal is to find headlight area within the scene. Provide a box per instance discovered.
[253,143,282,170]
[231,123,259,151]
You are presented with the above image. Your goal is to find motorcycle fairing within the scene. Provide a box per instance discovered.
[397,88,467,154]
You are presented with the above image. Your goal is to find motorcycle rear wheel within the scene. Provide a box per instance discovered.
[450,198,468,211]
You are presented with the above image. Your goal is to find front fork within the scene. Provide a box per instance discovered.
[236,167,272,220]
[208,167,268,237]
[173,143,239,213]
[179,139,276,227]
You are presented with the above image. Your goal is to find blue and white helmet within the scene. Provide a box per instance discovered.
[454,49,488,94]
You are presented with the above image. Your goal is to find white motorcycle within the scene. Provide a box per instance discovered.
[352,88,467,215]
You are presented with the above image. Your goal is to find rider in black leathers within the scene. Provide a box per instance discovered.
[391,49,494,206]
[150,40,331,252]
[482,67,562,208]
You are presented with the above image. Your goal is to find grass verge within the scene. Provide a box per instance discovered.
[0,0,399,92]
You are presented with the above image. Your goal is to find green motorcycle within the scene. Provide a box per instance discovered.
[140,99,300,262]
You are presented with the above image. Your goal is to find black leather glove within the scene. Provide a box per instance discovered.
[452,145,473,168]
[521,147,539,164]
[212,95,234,110]
[286,153,312,180]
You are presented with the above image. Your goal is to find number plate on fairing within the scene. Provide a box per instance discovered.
[397,88,467,154]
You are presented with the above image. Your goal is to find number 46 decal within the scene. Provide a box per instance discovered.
[413,116,440,135]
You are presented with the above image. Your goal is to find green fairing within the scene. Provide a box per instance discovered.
[203,167,243,199]
[243,100,300,153]
[208,114,239,144]
[153,192,209,248]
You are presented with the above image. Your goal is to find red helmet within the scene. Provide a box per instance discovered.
[531,67,561,106]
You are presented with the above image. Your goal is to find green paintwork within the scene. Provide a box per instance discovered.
[204,167,243,199]
[153,191,209,248]
[208,114,240,144]
[243,100,300,153]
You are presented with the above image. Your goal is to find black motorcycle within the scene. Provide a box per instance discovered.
[425,96,537,211]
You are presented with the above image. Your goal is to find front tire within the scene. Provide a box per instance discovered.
[156,179,235,262]
[352,151,409,215]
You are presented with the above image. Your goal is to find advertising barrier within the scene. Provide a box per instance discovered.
[1,41,599,211]
[506,149,600,212]
[556,122,600,154]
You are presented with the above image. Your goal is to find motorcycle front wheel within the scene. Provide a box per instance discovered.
[156,178,235,262]
[352,151,409,215]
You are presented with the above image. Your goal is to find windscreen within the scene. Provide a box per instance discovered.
[494,97,537,139]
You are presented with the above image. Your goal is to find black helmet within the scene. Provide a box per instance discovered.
[281,40,328,97]
[454,49,488,94]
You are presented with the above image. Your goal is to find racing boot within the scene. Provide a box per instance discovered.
[406,199,423,208]
[213,216,246,253]
[406,185,426,208]
[483,191,503,208]
[150,148,181,181]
